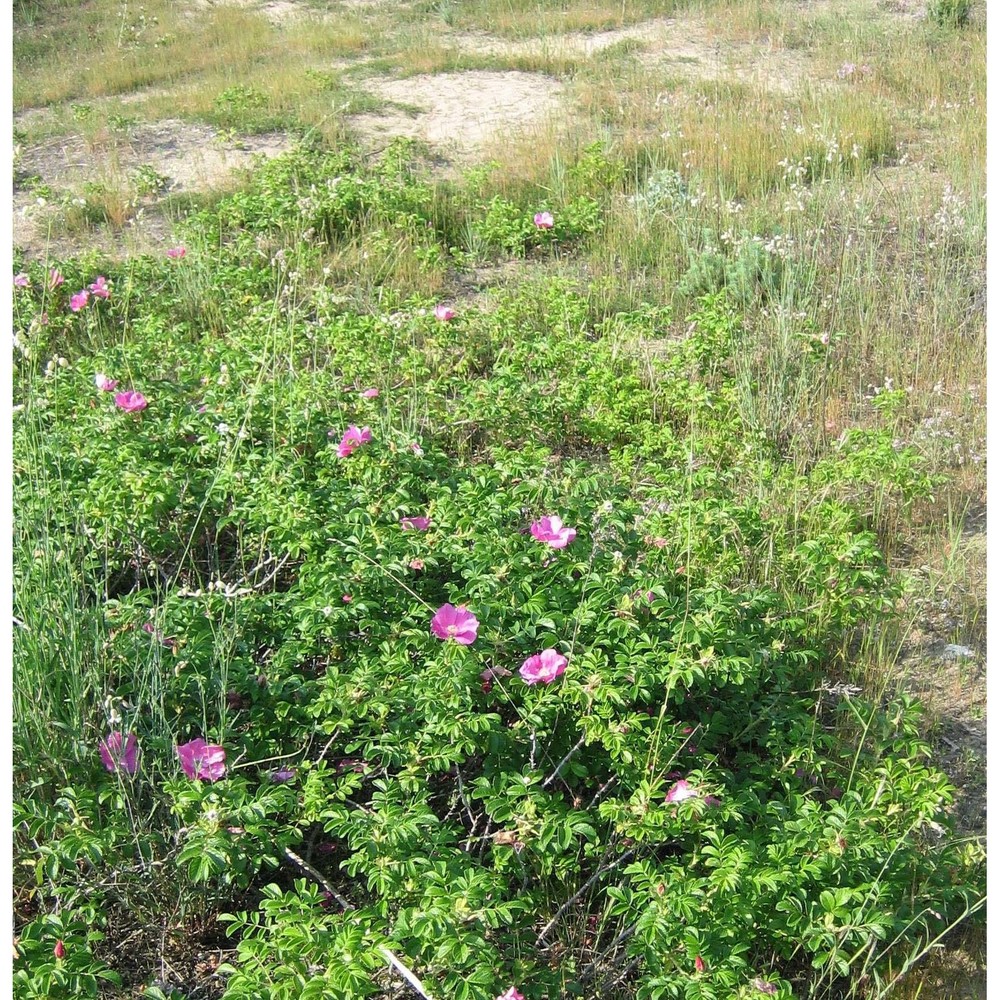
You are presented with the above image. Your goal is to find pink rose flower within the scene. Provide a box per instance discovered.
[360,387,379,398]
[94,373,118,392]
[69,290,89,312]
[530,515,576,549]
[665,779,699,803]
[336,425,372,458]
[166,246,187,259]
[99,731,139,775]
[114,390,148,413]
[176,738,226,781]
[13,273,29,288]
[533,211,554,229]
[48,268,64,290]
[400,516,430,531]
[497,990,525,1000]
[431,604,479,645]
[88,276,111,299]
[434,304,456,321]
[519,648,567,685]
[665,778,720,806]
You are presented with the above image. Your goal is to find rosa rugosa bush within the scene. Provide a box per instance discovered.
[13,142,982,1000]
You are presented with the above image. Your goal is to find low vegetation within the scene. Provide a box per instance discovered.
[13,0,985,998]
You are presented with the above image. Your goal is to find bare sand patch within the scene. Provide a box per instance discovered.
[16,120,290,196]
[193,0,392,16]
[346,18,814,159]
[18,119,291,200]
[186,0,311,24]
[447,16,814,93]
[13,189,176,262]
[452,18,684,61]
[14,121,292,258]
[349,71,565,156]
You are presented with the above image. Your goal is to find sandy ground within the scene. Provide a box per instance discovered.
[349,70,565,154]
[442,16,814,92]
[13,122,291,260]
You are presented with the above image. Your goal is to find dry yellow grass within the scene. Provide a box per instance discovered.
[13,1,375,109]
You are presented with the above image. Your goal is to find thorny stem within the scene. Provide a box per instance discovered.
[587,774,618,810]
[352,547,434,609]
[535,850,635,947]
[602,955,642,992]
[579,921,640,984]
[454,766,480,850]
[542,733,587,789]
[283,847,436,1000]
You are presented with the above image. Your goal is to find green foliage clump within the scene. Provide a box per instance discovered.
[927,0,971,27]
[676,229,814,310]
[211,84,283,134]
[472,193,601,257]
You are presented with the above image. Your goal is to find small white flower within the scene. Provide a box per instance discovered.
[103,696,123,726]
